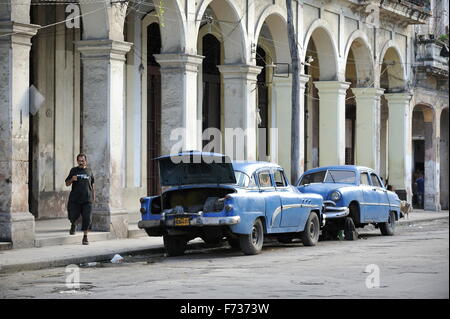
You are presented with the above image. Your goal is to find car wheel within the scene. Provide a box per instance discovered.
[301,213,320,246]
[379,211,396,236]
[344,217,358,241]
[239,219,264,255]
[163,235,187,256]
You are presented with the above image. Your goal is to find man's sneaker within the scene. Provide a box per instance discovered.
[70,224,76,235]
[82,235,89,245]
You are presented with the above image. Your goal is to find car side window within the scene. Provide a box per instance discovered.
[258,170,273,188]
[360,172,370,185]
[274,170,287,187]
[370,173,382,187]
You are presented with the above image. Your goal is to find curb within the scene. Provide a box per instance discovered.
[397,215,449,227]
[0,241,208,274]
[0,246,166,274]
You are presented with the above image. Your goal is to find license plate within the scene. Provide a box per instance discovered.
[175,217,190,226]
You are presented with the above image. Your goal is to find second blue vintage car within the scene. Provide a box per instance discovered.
[297,165,403,240]
[138,152,348,256]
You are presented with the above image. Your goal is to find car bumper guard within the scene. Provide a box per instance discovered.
[138,215,241,229]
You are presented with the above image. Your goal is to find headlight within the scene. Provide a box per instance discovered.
[330,191,341,202]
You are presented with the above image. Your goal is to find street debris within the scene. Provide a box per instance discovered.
[110,254,124,263]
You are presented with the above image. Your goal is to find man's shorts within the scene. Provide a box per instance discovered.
[67,201,92,231]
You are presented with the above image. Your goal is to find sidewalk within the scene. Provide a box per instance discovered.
[0,210,448,274]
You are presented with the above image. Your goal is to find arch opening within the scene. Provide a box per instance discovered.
[411,104,436,210]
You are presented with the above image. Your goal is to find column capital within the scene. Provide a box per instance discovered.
[0,21,40,46]
[352,87,385,98]
[154,53,204,72]
[299,74,310,90]
[299,73,310,84]
[272,73,310,88]
[75,39,132,62]
[218,64,263,80]
[383,92,413,103]
[313,81,351,94]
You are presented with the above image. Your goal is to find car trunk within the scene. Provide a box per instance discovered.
[162,187,236,213]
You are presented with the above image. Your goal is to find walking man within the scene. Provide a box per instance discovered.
[65,153,95,245]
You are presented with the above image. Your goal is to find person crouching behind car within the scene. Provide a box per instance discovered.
[65,153,95,245]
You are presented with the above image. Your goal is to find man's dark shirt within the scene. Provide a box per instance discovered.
[65,167,95,203]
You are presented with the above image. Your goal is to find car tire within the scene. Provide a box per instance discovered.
[344,217,358,241]
[239,219,264,255]
[301,213,320,246]
[163,235,187,256]
[379,211,396,236]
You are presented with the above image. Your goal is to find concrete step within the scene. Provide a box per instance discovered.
[0,242,13,251]
[35,232,111,248]
[128,227,147,238]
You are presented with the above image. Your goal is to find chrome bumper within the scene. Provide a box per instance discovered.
[138,215,240,229]
[323,206,349,219]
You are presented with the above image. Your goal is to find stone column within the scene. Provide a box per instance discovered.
[423,116,440,211]
[314,81,351,166]
[218,65,262,161]
[353,88,384,173]
[76,39,132,238]
[273,76,292,178]
[154,53,203,155]
[0,22,39,248]
[385,93,413,203]
[272,74,309,180]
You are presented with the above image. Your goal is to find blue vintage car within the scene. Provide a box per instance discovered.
[297,165,402,240]
[138,152,347,256]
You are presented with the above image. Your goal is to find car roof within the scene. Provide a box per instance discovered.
[232,161,282,176]
[303,165,374,175]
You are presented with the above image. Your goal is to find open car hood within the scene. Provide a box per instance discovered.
[156,152,237,187]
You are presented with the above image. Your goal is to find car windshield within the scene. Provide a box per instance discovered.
[300,170,356,185]
[234,171,256,188]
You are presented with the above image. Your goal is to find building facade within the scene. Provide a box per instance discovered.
[0,0,448,248]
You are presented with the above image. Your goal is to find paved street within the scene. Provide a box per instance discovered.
[0,219,448,299]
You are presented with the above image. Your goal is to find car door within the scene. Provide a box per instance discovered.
[369,172,390,222]
[256,169,283,230]
[360,171,376,222]
[274,169,308,228]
